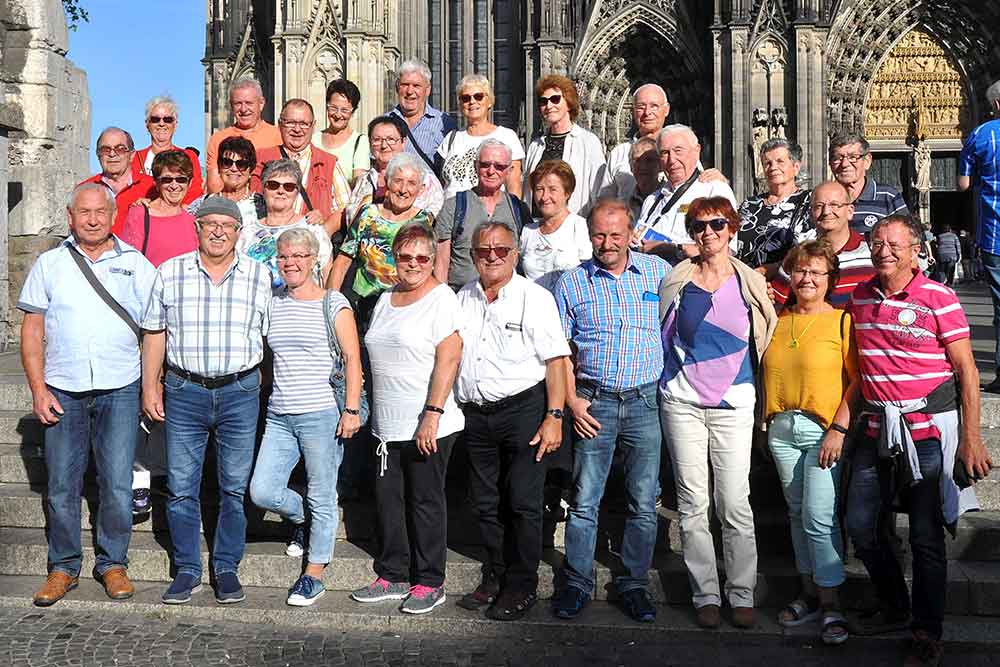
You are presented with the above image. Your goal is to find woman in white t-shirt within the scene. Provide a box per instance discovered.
[520,159,592,292]
[437,74,525,199]
[248,228,363,607]
[351,223,463,615]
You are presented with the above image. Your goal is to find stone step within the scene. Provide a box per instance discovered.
[1,526,996,615]
[0,410,42,446]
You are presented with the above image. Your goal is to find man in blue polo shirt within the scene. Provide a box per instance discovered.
[829,132,910,235]
[388,58,457,176]
[959,79,1000,392]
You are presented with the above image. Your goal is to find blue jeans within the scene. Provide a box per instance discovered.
[44,380,140,577]
[563,381,661,595]
[163,369,261,578]
[846,436,946,639]
[768,412,844,588]
[981,251,1000,375]
[249,407,343,564]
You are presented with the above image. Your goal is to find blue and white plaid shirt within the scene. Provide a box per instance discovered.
[554,251,670,391]
[142,250,272,377]
[960,118,1000,255]
[389,103,457,165]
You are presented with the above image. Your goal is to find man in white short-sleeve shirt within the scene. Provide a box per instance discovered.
[600,84,670,200]
[454,219,569,620]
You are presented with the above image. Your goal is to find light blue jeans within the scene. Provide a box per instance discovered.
[249,406,343,564]
[768,411,845,588]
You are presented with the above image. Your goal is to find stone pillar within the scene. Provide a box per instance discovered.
[729,26,750,197]
[793,25,827,188]
[0,128,10,347]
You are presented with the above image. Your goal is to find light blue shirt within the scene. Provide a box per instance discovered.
[959,118,1000,254]
[389,103,457,164]
[17,236,157,392]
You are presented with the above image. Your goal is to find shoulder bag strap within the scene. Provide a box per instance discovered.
[657,169,701,220]
[399,120,438,174]
[67,245,141,342]
[278,145,315,212]
[322,289,343,359]
[453,190,469,241]
[141,204,151,256]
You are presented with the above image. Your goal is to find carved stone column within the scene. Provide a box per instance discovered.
[729,26,750,197]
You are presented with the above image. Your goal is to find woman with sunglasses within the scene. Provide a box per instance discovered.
[314,79,370,187]
[352,222,463,615]
[437,74,524,199]
[237,159,333,290]
[523,75,606,217]
[189,136,265,229]
[121,150,198,267]
[760,239,856,645]
[132,96,203,204]
[657,196,777,630]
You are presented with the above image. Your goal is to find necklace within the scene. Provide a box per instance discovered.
[789,312,820,348]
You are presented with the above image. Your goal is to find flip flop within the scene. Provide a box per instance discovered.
[778,598,822,627]
[822,610,850,645]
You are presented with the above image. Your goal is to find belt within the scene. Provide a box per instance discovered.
[577,379,656,400]
[461,382,545,415]
[166,364,258,390]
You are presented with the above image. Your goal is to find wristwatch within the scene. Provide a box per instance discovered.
[546,408,564,419]
[343,407,360,416]
[828,423,849,435]
[423,404,445,414]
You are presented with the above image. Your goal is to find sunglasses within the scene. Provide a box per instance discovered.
[688,218,729,234]
[157,176,190,185]
[264,180,298,193]
[473,246,514,260]
[148,115,175,124]
[220,157,252,170]
[395,253,432,265]
[537,94,563,107]
[459,92,486,104]
[477,160,510,172]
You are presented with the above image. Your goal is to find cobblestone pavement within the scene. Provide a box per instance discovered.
[2,606,997,667]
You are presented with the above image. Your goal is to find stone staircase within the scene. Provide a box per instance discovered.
[3,349,1000,632]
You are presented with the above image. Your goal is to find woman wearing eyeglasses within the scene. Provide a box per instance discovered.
[237,158,333,290]
[132,96,203,204]
[657,196,777,630]
[437,75,524,200]
[351,222,463,615]
[314,79,370,187]
[121,150,198,267]
[760,239,856,645]
[523,75,606,217]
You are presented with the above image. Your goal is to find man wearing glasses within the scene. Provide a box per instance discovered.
[141,196,272,606]
[600,84,671,200]
[78,127,156,236]
[771,180,876,309]
[434,140,531,291]
[828,132,909,235]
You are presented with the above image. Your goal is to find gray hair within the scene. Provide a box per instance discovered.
[476,138,512,163]
[67,182,116,211]
[96,126,134,151]
[987,80,1000,107]
[276,228,319,256]
[629,136,657,162]
[633,83,668,105]
[470,220,519,252]
[871,214,925,245]
[261,158,303,184]
[229,77,264,101]
[385,152,428,183]
[145,95,178,119]
[457,73,493,101]
[396,59,432,85]
[657,123,698,147]
[760,138,803,163]
[828,132,870,161]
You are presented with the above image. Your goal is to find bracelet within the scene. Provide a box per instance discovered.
[828,423,849,435]
[343,407,360,416]
[423,404,445,414]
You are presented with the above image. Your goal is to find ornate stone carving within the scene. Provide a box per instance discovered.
[751,0,789,44]
[752,37,784,74]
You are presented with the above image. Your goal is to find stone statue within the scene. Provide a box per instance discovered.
[751,107,769,185]
[914,142,932,191]
[771,107,788,138]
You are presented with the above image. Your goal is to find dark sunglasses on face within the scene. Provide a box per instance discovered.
[473,246,514,260]
[264,180,298,193]
[460,92,487,104]
[537,94,563,107]
[157,176,190,185]
[220,157,252,171]
[688,218,729,234]
[477,160,510,172]
[395,253,432,265]
[148,115,175,124]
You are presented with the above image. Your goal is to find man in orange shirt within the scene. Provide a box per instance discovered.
[78,127,155,237]
[205,78,282,194]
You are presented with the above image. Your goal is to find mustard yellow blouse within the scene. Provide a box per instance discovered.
[761,309,857,428]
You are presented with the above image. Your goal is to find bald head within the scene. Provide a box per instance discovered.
[811,180,855,236]
[633,84,670,138]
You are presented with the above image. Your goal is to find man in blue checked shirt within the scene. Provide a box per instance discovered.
[388,59,457,176]
[960,80,1000,393]
[551,198,670,623]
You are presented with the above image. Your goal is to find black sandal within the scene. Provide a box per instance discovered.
[487,590,538,621]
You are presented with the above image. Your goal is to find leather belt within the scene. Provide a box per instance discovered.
[166,364,258,390]
[461,382,545,415]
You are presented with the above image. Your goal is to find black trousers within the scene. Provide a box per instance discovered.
[462,383,548,593]
[374,433,457,587]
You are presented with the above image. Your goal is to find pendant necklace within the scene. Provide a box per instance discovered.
[789,312,820,349]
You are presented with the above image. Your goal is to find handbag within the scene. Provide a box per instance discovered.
[322,289,370,425]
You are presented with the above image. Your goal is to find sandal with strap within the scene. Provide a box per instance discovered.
[821,610,850,646]
[777,598,821,627]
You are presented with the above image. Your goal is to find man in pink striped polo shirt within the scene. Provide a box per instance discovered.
[846,215,991,665]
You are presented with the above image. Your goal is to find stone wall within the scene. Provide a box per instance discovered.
[0,0,90,345]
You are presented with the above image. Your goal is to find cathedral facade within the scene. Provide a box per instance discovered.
[203,0,1000,216]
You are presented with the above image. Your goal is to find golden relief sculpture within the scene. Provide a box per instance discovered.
[863,29,968,141]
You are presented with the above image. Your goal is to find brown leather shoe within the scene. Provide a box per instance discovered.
[100,567,135,600]
[33,571,78,606]
[696,604,721,628]
[732,606,756,628]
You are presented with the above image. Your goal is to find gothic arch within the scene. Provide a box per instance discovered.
[302,0,346,115]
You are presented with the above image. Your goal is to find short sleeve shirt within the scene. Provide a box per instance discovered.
[436,126,525,199]
[435,192,525,289]
[339,206,434,298]
[236,217,333,291]
[519,214,593,292]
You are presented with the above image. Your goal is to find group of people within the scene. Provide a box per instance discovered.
[21,58,1000,667]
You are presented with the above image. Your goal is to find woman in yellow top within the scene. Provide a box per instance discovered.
[761,239,859,646]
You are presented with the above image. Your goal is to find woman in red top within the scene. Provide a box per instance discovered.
[131,96,203,204]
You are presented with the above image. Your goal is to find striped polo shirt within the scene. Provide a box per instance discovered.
[849,271,970,441]
[772,231,876,309]
[848,176,910,235]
